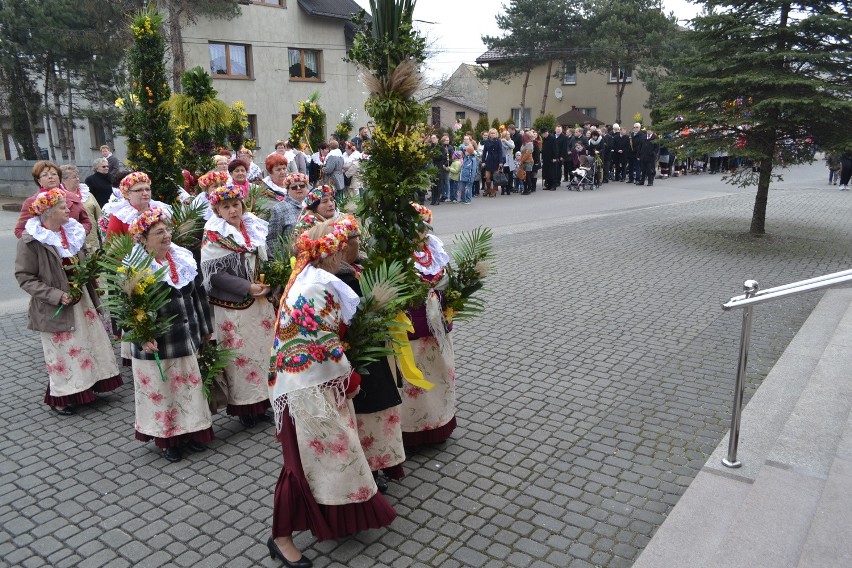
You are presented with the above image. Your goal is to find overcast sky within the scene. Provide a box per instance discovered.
[351,0,703,81]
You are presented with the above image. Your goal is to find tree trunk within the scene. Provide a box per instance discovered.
[66,67,76,161]
[540,60,553,116]
[43,62,56,161]
[50,66,69,161]
[167,0,187,93]
[615,77,626,124]
[750,145,774,234]
[520,69,530,128]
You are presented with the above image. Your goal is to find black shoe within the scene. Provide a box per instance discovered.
[51,406,74,416]
[267,537,312,568]
[239,415,257,428]
[647,182,653,186]
[162,447,182,462]
[521,191,530,195]
[185,440,207,453]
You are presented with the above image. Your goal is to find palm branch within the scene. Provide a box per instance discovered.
[445,227,494,321]
[170,200,206,249]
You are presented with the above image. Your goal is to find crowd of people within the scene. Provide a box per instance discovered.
[12,130,459,565]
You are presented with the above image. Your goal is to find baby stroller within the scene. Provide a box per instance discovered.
[570,155,598,191]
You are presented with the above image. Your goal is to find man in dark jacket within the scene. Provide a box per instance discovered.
[600,126,614,183]
[630,123,644,183]
[553,126,568,187]
[611,125,631,181]
[637,130,660,186]
[540,128,559,190]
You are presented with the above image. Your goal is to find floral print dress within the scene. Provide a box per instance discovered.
[41,289,120,398]
[269,269,378,506]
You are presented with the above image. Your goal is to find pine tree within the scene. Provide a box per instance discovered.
[655,0,852,234]
[123,9,183,204]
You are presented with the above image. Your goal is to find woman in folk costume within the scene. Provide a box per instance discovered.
[332,216,406,493]
[15,189,122,415]
[128,208,215,463]
[200,185,273,428]
[400,203,456,446]
[192,170,229,221]
[267,218,396,567]
[104,171,171,238]
[293,185,338,236]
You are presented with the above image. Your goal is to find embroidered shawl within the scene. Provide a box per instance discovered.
[268,264,360,433]
[199,213,269,292]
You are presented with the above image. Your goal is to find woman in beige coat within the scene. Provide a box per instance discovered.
[15,189,121,415]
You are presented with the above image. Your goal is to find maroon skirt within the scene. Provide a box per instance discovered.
[43,375,123,408]
[135,427,215,449]
[272,407,397,542]
[226,399,271,416]
[402,415,456,447]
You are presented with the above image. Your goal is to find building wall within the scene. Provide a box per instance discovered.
[484,61,650,128]
[183,3,368,153]
[0,2,366,181]
[430,99,483,130]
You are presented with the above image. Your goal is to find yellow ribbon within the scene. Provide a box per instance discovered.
[391,311,434,390]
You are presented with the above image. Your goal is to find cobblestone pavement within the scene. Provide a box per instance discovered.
[2,172,852,568]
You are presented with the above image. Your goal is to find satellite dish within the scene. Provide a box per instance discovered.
[554,87,563,100]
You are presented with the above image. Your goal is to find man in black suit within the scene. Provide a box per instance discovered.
[540,128,559,190]
[630,123,644,184]
[553,126,568,187]
[637,129,660,186]
[611,125,631,181]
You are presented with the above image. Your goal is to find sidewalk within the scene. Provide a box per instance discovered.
[2,168,852,567]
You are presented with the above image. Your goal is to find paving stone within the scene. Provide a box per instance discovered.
[1,170,847,567]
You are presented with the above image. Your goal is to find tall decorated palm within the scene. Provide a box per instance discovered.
[123,9,182,204]
[347,0,432,270]
[161,66,232,177]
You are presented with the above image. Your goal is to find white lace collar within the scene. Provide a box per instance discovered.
[263,176,287,197]
[288,264,360,325]
[327,148,344,159]
[203,213,269,249]
[131,243,198,289]
[112,199,171,223]
[76,183,91,203]
[24,217,86,258]
[414,234,451,277]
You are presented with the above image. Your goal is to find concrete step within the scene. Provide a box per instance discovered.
[796,407,852,568]
[633,288,852,568]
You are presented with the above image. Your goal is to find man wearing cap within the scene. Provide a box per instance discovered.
[630,122,644,184]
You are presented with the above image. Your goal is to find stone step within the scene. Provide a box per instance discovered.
[633,288,852,568]
[796,407,852,567]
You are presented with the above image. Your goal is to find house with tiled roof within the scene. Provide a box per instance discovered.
[187,0,368,152]
[475,47,650,128]
[418,64,488,129]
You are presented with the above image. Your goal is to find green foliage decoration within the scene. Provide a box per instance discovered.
[474,115,490,141]
[123,9,182,204]
[289,91,326,153]
[533,113,557,133]
[346,0,435,272]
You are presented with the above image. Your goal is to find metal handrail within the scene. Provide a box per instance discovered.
[719,269,852,468]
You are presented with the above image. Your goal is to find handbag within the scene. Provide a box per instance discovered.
[516,169,527,181]
[493,170,509,186]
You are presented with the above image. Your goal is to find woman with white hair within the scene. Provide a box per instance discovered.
[84,158,114,207]
[15,189,121,415]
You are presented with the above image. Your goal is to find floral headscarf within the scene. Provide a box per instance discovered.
[29,188,65,216]
[198,170,229,189]
[128,207,170,241]
[284,172,309,187]
[119,171,151,198]
[209,185,243,206]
